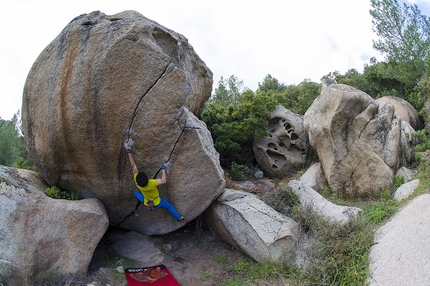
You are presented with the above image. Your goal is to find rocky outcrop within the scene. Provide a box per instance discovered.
[254,105,311,177]
[304,84,415,197]
[203,189,298,265]
[288,180,362,224]
[376,96,422,131]
[22,10,224,235]
[0,166,108,285]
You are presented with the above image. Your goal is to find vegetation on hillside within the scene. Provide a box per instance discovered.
[199,0,430,174]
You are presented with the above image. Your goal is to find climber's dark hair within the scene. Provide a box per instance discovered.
[136,172,149,187]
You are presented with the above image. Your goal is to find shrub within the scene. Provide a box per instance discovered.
[44,186,80,200]
[229,162,249,180]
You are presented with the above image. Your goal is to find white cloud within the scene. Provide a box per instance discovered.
[0,0,404,119]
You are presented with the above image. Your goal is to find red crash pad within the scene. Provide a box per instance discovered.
[125,265,180,286]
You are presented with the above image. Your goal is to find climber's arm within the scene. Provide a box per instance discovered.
[124,142,138,174]
[156,168,167,185]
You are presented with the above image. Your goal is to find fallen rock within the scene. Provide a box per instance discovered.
[106,228,164,265]
[368,194,430,286]
[288,180,362,224]
[396,166,418,182]
[0,166,109,285]
[203,189,298,265]
[254,105,311,177]
[233,178,276,194]
[22,10,224,235]
[299,162,328,191]
[393,179,420,201]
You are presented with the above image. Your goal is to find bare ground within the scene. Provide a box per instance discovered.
[86,218,247,286]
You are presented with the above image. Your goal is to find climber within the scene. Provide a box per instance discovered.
[124,141,184,221]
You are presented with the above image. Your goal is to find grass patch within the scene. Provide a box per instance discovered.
[253,170,429,286]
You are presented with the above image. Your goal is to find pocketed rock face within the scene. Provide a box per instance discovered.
[304,84,415,197]
[22,10,224,235]
[253,105,311,177]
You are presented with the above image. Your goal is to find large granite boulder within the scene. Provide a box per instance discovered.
[0,166,108,285]
[304,83,415,197]
[253,105,311,177]
[203,189,298,265]
[22,10,224,235]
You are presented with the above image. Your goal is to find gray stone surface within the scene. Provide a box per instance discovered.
[304,84,416,197]
[253,105,311,177]
[288,180,362,224]
[0,166,109,285]
[393,179,420,201]
[203,188,298,265]
[368,194,430,286]
[106,229,164,265]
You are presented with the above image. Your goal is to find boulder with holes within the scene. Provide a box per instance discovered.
[22,10,224,235]
[253,105,311,177]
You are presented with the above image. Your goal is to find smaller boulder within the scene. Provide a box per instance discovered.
[203,189,298,265]
[299,162,328,191]
[106,229,164,265]
[396,166,418,183]
[394,179,420,201]
[254,105,311,177]
[288,180,362,224]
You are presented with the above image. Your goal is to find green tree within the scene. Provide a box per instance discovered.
[370,0,430,62]
[0,111,34,169]
[282,80,321,115]
[258,74,286,93]
[211,75,245,106]
[323,69,378,97]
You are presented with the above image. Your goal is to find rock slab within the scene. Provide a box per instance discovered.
[368,194,430,286]
[288,180,362,224]
[203,189,298,265]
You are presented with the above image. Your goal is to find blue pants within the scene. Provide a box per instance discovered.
[133,191,181,220]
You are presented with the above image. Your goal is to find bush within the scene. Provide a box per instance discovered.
[229,162,249,180]
[44,186,80,200]
[200,76,320,170]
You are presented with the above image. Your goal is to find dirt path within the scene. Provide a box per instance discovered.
[87,219,244,286]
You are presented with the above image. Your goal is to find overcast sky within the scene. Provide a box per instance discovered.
[1,0,430,120]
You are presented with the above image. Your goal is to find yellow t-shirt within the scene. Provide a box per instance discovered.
[133,174,161,206]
